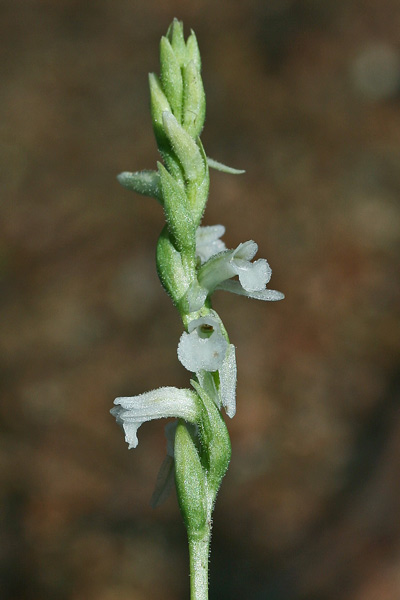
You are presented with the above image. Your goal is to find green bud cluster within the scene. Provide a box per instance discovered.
[115,19,206,316]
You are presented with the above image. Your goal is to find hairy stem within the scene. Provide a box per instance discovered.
[189,526,211,600]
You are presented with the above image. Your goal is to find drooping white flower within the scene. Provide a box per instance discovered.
[178,311,237,418]
[195,225,226,264]
[111,387,200,449]
[187,239,284,312]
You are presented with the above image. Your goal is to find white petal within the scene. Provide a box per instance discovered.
[235,258,272,292]
[217,279,285,300]
[196,225,225,245]
[196,225,226,264]
[232,240,258,261]
[219,344,237,418]
[197,240,262,294]
[112,387,199,448]
[178,328,228,372]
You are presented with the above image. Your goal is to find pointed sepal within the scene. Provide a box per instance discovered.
[117,170,163,203]
[207,157,245,174]
[162,111,206,182]
[160,36,183,121]
[166,18,187,66]
[182,60,205,138]
[186,30,201,71]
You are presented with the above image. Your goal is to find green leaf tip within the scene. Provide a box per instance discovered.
[207,157,245,174]
[117,170,163,202]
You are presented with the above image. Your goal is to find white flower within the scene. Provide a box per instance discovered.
[195,225,226,264]
[111,387,200,449]
[178,311,237,418]
[187,239,284,312]
[177,312,228,372]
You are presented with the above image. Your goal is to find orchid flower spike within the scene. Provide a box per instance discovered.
[111,387,200,448]
[113,19,284,599]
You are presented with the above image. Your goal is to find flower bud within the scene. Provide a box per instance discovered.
[186,30,201,71]
[162,111,206,180]
[185,138,209,227]
[149,73,172,150]
[158,162,196,254]
[149,75,185,184]
[182,60,205,138]
[156,226,190,305]
[166,18,187,66]
[160,36,183,122]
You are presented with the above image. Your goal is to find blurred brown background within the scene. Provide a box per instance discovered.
[1,1,400,599]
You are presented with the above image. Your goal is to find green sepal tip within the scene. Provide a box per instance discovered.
[182,60,206,139]
[207,157,245,174]
[162,111,206,182]
[160,36,183,122]
[186,30,201,71]
[166,18,187,67]
[117,170,163,203]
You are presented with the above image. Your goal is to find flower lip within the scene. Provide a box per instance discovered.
[178,312,228,373]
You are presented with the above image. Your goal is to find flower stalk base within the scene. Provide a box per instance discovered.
[189,528,211,600]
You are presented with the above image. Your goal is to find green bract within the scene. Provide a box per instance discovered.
[174,420,208,538]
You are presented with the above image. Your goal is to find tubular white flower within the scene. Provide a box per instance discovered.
[187,239,284,311]
[111,387,200,449]
[199,241,271,292]
[177,312,228,372]
[178,310,238,418]
[195,225,226,264]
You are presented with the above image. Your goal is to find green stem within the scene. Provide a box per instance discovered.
[189,526,211,600]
